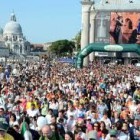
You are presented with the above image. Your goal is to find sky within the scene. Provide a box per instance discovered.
[0,0,85,43]
[0,0,137,43]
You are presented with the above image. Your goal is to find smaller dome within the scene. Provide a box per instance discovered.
[4,21,22,35]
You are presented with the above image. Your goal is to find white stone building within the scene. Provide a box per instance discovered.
[0,12,30,55]
[43,42,52,51]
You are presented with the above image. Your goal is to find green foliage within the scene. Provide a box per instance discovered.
[74,31,81,50]
[49,39,75,56]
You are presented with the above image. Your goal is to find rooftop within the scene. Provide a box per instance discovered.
[94,0,140,12]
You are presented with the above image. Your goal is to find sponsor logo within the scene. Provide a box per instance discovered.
[104,45,123,51]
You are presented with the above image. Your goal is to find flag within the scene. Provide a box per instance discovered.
[21,121,28,136]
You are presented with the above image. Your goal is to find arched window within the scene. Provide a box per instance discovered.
[14,45,18,53]
[25,46,28,51]
[5,36,8,41]
[13,36,17,41]
[8,36,12,41]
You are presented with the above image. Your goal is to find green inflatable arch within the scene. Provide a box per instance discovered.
[76,43,140,68]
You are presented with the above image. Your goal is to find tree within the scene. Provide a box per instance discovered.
[49,39,75,56]
[73,31,81,51]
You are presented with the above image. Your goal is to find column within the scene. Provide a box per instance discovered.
[89,11,96,62]
[81,0,93,67]
[22,45,25,54]
[124,58,129,65]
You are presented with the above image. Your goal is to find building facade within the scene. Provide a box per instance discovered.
[81,0,140,66]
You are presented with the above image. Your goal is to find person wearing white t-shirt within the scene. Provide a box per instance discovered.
[46,109,53,124]
[66,114,76,133]
[129,101,138,113]
[27,103,40,117]
[101,112,111,130]
[97,101,108,119]
[49,99,59,116]
[67,105,77,120]
[117,122,130,140]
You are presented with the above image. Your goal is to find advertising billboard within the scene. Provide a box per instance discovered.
[95,12,110,43]
[110,12,140,44]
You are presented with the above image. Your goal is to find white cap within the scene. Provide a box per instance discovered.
[86,116,92,120]
[37,116,48,130]
[128,96,132,99]
[0,105,5,111]
[133,100,136,103]
[69,113,74,117]
[13,121,19,126]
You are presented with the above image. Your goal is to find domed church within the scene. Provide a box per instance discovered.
[0,12,30,55]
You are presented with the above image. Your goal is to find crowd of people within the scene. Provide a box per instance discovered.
[0,59,139,140]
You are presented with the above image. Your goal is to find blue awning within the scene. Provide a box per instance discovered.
[57,58,75,64]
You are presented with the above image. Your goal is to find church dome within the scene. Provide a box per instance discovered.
[4,21,22,34]
[3,12,22,35]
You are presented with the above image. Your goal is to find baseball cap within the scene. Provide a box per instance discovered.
[110,129,117,137]
[69,113,74,117]
[86,116,92,120]
[0,121,9,131]
[0,106,5,111]
[13,121,19,126]
[87,130,98,139]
